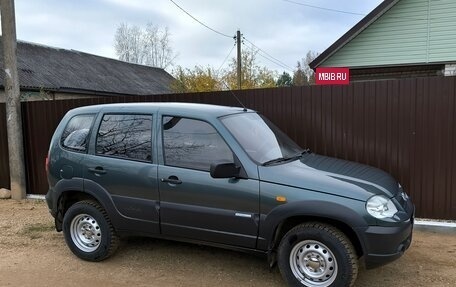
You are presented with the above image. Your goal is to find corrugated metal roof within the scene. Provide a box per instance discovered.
[0,38,175,95]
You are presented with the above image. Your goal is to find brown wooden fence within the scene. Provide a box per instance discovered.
[1,76,455,219]
[0,103,9,190]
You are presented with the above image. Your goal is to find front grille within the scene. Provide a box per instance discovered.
[395,193,406,208]
[395,188,414,215]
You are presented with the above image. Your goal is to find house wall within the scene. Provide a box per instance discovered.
[349,64,444,82]
[322,0,456,68]
[0,90,97,103]
[52,92,96,100]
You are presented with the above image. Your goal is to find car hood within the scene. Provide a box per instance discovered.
[258,153,399,201]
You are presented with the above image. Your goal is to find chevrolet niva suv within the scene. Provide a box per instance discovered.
[46,103,414,287]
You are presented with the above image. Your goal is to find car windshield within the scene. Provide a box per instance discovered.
[221,113,303,165]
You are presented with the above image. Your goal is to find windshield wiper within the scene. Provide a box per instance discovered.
[262,149,312,166]
[301,148,311,155]
[262,157,295,166]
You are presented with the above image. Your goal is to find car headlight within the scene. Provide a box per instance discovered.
[366,195,398,219]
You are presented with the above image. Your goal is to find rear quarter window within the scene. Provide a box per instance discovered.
[60,114,94,152]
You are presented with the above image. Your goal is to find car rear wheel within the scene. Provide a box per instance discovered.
[278,222,358,287]
[63,200,119,261]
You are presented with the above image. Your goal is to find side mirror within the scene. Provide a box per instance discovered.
[210,162,240,179]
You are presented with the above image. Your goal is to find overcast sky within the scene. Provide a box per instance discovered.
[14,0,383,73]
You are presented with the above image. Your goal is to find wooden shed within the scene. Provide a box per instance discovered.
[0,37,175,102]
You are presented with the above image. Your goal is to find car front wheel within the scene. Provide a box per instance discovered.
[63,200,119,261]
[278,222,358,287]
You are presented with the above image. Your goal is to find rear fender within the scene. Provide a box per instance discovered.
[52,178,120,230]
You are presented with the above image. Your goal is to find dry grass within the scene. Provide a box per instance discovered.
[21,222,55,239]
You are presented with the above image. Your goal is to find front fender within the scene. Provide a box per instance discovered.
[257,200,369,251]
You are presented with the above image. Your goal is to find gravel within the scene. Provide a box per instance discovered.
[0,199,455,287]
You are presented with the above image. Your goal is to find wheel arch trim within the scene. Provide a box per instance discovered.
[259,200,368,254]
[52,178,121,230]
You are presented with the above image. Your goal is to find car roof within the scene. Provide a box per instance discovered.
[67,102,255,119]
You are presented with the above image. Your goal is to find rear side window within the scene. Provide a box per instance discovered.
[61,114,94,152]
[96,114,152,162]
[163,116,233,171]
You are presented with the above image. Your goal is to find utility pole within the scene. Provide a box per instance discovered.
[236,30,242,90]
[1,0,27,199]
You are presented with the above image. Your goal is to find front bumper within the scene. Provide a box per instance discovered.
[358,218,413,269]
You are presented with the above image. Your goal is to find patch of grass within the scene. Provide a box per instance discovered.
[24,199,47,209]
[21,223,55,239]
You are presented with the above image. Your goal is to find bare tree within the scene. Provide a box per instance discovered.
[303,50,319,84]
[114,23,143,64]
[114,22,177,70]
[143,24,176,69]
[292,61,308,86]
[292,50,319,85]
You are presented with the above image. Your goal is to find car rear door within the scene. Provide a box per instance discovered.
[83,112,160,234]
[157,115,260,248]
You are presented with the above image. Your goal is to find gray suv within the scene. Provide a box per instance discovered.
[46,103,414,287]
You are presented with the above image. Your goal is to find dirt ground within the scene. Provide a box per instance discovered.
[0,200,455,287]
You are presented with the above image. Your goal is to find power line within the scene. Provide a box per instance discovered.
[243,37,287,70]
[283,0,456,21]
[243,37,294,71]
[249,43,294,72]
[243,37,294,72]
[217,42,236,74]
[167,0,294,73]
[168,0,233,38]
[257,52,293,72]
[283,0,365,16]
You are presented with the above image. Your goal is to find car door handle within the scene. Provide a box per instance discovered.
[88,167,106,175]
[161,176,182,185]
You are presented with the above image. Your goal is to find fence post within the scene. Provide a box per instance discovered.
[1,0,27,199]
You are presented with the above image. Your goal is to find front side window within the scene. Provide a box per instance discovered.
[96,114,152,161]
[221,113,302,164]
[163,116,233,171]
[61,114,94,152]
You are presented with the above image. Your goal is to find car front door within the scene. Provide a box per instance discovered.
[158,116,259,248]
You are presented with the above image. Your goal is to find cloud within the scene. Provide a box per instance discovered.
[14,0,383,72]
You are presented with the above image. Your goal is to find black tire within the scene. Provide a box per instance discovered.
[277,222,358,287]
[62,200,119,261]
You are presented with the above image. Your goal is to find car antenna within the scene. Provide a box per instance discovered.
[222,81,248,112]
[230,90,248,112]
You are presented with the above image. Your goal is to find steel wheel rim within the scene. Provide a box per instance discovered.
[70,214,102,252]
[289,240,338,286]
